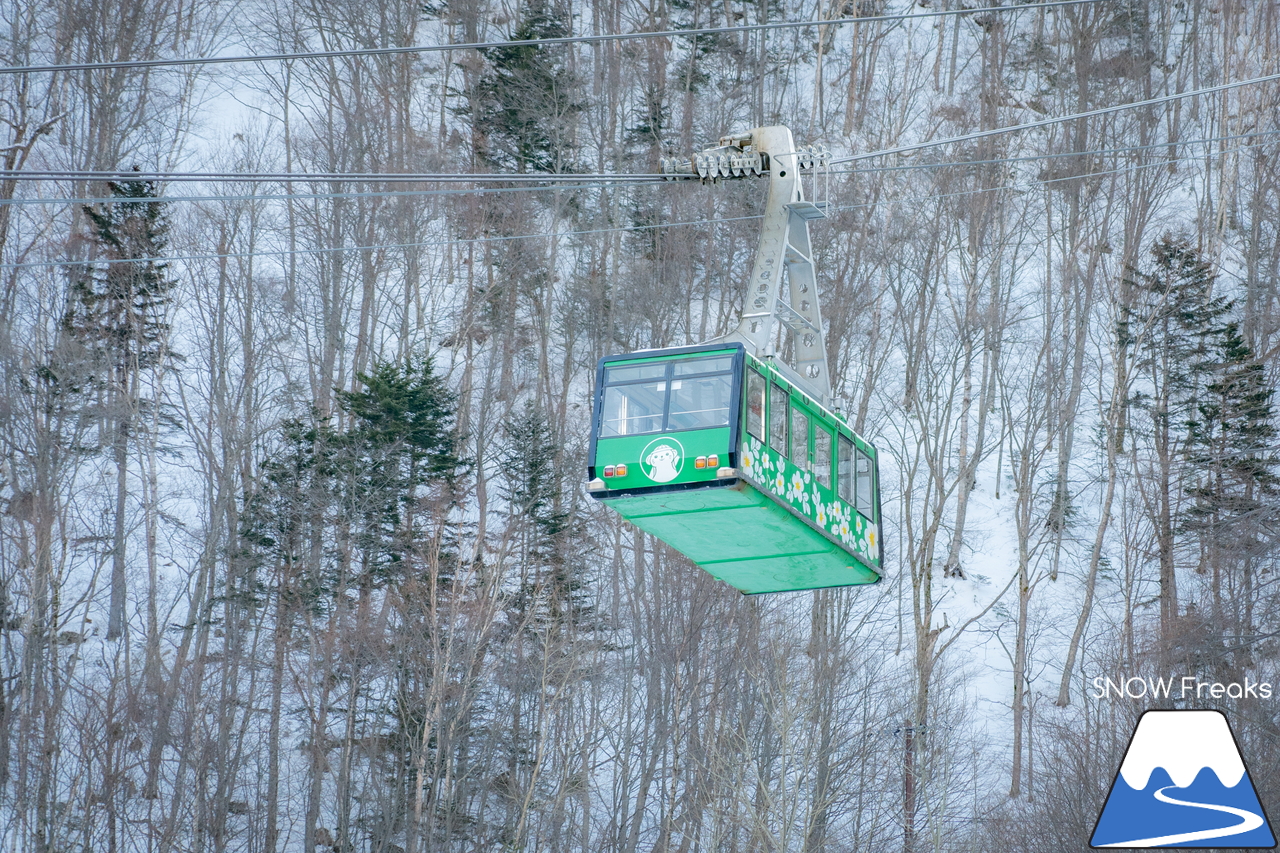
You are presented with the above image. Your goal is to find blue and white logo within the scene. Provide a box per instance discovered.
[1091,710,1275,848]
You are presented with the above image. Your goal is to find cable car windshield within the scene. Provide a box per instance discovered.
[601,354,734,437]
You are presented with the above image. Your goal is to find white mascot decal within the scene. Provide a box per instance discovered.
[644,443,681,483]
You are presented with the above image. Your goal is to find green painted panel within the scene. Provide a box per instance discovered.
[621,493,819,563]
[594,428,731,490]
[701,552,879,595]
[602,479,880,594]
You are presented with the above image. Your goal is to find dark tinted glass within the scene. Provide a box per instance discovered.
[668,374,732,429]
[814,426,832,488]
[769,385,789,454]
[674,355,733,376]
[746,370,765,441]
[791,408,810,469]
[855,449,875,518]
[605,363,666,384]
[601,382,665,435]
[837,435,854,502]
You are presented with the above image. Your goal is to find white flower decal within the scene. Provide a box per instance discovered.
[739,433,875,566]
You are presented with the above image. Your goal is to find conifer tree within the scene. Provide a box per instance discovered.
[1120,236,1229,656]
[499,401,589,628]
[62,172,176,640]
[248,358,466,634]
[336,356,465,584]
[489,402,592,848]
[1182,320,1280,672]
[466,0,583,173]
[244,357,467,851]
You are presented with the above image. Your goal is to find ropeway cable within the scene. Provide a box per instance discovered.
[0,169,671,183]
[6,74,1277,195]
[829,70,1280,164]
[0,0,1108,76]
[828,128,1280,176]
[2,141,1261,272]
[2,128,1275,206]
[0,181,657,207]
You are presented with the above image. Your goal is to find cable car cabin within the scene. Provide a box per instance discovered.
[587,342,882,594]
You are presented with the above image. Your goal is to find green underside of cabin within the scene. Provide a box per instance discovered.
[601,480,880,594]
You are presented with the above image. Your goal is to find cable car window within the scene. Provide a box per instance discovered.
[855,448,875,519]
[746,369,765,441]
[814,425,832,489]
[668,374,733,429]
[674,355,734,376]
[791,408,810,469]
[601,381,666,436]
[605,363,666,384]
[769,385,789,455]
[837,434,854,502]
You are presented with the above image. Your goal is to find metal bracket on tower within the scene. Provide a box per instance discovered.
[663,126,833,404]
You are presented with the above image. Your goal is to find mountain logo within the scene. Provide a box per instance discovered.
[1091,709,1275,848]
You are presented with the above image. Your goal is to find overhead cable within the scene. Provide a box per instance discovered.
[5,77,1274,189]
[0,169,670,184]
[0,181,636,207]
[2,142,1257,272]
[829,128,1280,176]
[1,129,1275,206]
[0,0,1106,76]
[832,70,1280,164]
[1,129,1274,207]
[1,212,768,271]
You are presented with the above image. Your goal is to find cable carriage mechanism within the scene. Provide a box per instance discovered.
[587,126,882,593]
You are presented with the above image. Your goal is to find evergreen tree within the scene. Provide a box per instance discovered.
[338,357,464,487]
[248,357,465,609]
[247,410,341,613]
[499,401,590,629]
[490,402,593,848]
[66,174,176,382]
[501,402,569,555]
[464,0,583,173]
[1182,321,1280,673]
[62,171,177,640]
[335,356,466,587]
[244,357,469,850]
[1120,236,1230,657]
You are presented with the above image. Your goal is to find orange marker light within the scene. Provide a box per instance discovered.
[615,464,627,477]
[708,454,719,467]
[695,456,707,469]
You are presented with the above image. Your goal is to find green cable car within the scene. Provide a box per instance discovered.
[586,125,884,593]
[587,342,881,593]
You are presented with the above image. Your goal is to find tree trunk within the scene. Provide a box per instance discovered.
[108,417,128,640]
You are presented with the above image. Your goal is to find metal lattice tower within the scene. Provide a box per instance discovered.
[662,125,832,405]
